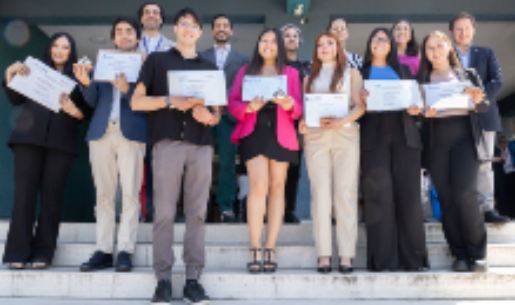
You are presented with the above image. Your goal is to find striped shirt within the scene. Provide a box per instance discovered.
[346,51,363,69]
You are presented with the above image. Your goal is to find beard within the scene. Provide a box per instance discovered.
[215,31,231,44]
[143,20,160,31]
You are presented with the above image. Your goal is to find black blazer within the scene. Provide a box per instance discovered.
[359,64,423,151]
[456,45,503,132]
[421,67,491,168]
[2,80,92,155]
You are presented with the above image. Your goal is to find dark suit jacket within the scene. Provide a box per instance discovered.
[81,82,147,143]
[200,46,250,119]
[359,64,423,151]
[421,67,492,168]
[2,80,92,155]
[456,45,503,132]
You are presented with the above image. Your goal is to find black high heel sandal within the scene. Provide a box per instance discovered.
[339,258,354,274]
[247,248,263,274]
[317,257,332,274]
[263,248,277,273]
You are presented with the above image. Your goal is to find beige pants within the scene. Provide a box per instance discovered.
[304,123,359,257]
[89,122,145,254]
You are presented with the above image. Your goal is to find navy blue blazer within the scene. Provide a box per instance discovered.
[457,45,503,132]
[81,82,147,143]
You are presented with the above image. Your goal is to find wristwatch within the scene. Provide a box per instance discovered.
[165,95,172,108]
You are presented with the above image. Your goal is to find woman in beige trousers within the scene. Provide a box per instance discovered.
[300,32,365,274]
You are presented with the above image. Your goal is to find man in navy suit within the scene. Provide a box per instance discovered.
[201,14,250,222]
[74,17,148,271]
[450,12,510,223]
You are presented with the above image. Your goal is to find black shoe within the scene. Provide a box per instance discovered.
[317,258,332,274]
[338,265,354,274]
[220,211,238,223]
[284,212,300,224]
[151,279,172,305]
[115,251,132,272]
[469,259,488,273]
[183,280,210,304]
[263,248,278,273]
[80,251,113,272]
[484,211,510,224]
[452,258,469,272]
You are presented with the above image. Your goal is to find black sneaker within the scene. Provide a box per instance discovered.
[452,258,469,272]
[115,251,132,272]
[220,211,238,223]
[183,280,210,304]
[484,211,510,224]
[151,279,172,305]
[284,212,300,224]
[80,251,113,272]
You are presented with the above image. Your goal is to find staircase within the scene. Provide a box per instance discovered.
[1,221,515,303]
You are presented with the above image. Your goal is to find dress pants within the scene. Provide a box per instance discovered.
[3,144,75,264]
[429,116,487,259]
[89,122,145,254]
[505,172,515,218]
[212,114,237,213]
[305,123,359,258]
[477,131,496,213]
[361,113,429,271]
[152,140,212,280]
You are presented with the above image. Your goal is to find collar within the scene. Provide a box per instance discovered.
[170,47,202,62]
[454,44,473,56]
[214,44,231,52]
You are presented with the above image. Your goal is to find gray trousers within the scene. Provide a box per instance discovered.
[477,131,496,213]
[152,140,212,280]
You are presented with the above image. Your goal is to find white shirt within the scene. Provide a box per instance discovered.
[214,44,231,70]
[109,87,121,122]
[138,34,171,55]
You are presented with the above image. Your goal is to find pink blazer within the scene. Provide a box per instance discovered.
[228,65,303,151]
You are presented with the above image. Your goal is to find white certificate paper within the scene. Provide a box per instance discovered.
[168,70,227,106]
[364,80,423,111]
[8,56,77,112]
[304,94,349,127]
[93,50,145,83]
[242,75,288,101]
[423,82,474,110]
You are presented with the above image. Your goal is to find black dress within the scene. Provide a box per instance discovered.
[240,103,299,164]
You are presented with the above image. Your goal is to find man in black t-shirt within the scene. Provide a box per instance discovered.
[131,8,220,305]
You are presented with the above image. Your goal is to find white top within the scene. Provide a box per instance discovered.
[137,33,173,54]
[310,61,352,106]
[109,87,121,122]
[214,44,231,70]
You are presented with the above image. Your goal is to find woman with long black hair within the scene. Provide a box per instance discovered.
[418,31,488,272]
[2,33,91,269]
[391,19,420,76]
[360,28,429,272]
[228,28,302,274]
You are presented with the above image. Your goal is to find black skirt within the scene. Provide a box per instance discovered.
[240,103,299,164]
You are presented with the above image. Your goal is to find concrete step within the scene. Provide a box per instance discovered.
[1,243,515,269]
[1,267,515,300]
[2,299,514,305]
[1,221,514,244]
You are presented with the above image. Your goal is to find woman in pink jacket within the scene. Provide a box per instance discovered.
[228,28,302,274]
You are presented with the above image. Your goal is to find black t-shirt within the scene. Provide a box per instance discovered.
[137,47,218,147]
[288,59,311,83]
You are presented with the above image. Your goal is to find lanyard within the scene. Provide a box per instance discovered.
[143,35,163,54]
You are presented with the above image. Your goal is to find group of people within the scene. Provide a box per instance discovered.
[1,2,509,304]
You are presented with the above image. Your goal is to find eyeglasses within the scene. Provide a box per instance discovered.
[372,37,390,44]
[178,22,200,31]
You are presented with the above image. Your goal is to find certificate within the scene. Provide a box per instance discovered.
[7,56,77,112]
[167,70,227,106]
[423,82,474,110]
[93,50,145,83]
[242,75,288,101]
[304,94,349,127]
[364,80,423,111]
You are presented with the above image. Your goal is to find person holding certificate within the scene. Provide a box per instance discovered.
[392,19,420,76]
[2,33,91,270]
[74,17,147,273]
[228,28,302,274]
[360,28,429,272]
[298,32,365,274]
[131,8,218,305]
[418,31,489,272]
